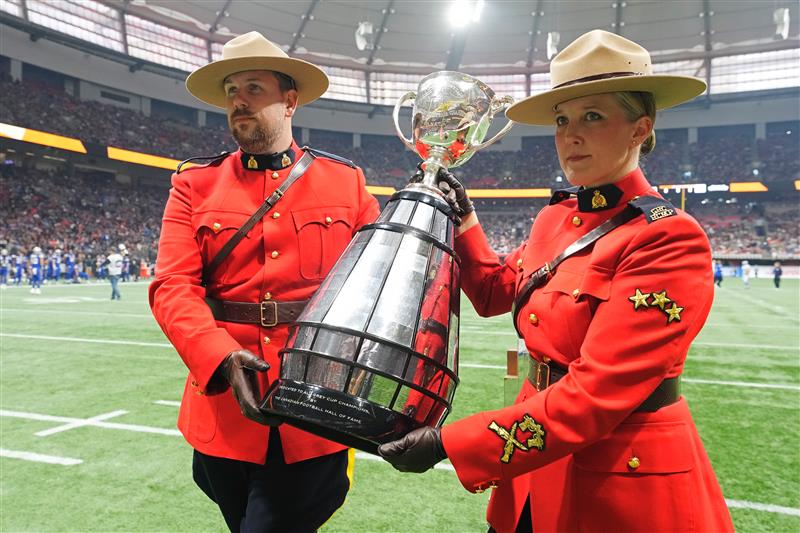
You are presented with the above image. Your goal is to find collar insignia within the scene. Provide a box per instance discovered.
[629,288,684,324]
[576,183,622,212]
[240,148,296,171]
[488,414,546,464]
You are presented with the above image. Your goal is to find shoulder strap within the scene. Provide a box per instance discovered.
[202,150,317,285]
[512,203,642,337]
[303,146,356,168]
[177,151,230,174]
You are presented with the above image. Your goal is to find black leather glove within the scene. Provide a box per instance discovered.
[219,349,279,426]
[377,426,447,473]
[410,164,474,218]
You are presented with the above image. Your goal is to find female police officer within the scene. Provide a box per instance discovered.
[378,30,734,533]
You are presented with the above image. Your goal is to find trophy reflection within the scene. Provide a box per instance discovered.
[260,71,514,454]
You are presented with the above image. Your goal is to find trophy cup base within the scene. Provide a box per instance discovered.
[260,379,419,455]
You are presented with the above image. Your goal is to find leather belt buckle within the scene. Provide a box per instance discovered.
[534,360,551,391]
[260,301,278,327]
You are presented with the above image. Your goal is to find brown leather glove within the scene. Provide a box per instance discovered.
[410,165,474,218]
[219,349,278,426]
[377,426,447,473]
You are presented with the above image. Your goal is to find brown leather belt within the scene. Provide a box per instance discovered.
[205,297,308,327]
[527,358,680,413]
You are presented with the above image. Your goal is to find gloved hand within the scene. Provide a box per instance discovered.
[410,164,474,218]
[377,426,447,473]
[220,349,280,426]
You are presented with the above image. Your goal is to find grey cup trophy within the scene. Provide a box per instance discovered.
[260,71,514,454]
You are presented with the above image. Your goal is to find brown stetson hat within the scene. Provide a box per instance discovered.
[186,31,329,109]
[507,30,707,125]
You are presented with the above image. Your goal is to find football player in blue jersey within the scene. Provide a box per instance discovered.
[0,248,9,289]
[29,246,44,294]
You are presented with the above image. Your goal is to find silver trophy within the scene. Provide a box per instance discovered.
[261,71,514,454]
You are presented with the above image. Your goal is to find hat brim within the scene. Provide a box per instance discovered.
[506,75,707,126]
[186,56,329,109]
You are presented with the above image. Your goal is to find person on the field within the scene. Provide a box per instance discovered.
[149,31,379,533]
[773,261,783,288]
[379,30,734,533]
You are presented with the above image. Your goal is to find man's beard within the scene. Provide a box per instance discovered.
[231,118,282,154]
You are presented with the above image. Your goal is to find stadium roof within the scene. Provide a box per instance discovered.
[103,0,798,72]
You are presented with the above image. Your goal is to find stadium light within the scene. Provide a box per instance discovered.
[547,32,561,60]
[448,0,485,28]
[774,8,790,40]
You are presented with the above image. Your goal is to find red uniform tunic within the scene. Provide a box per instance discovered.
[149,142,379,464]
[441,168,733,532]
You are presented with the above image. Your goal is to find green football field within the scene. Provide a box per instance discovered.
[1,278,798,532]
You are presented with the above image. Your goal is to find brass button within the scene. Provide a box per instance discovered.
[212,222,221,232]
[191,380,198,387]
[528,313,538,325]
[325,216,332,225]
[271,171,279,179]
[542,355,551,363]
[272,212,280,219]
[264,292,272,300]
[516,258,523,268]
[475,485,486,494]
[195,390,204,396]
[627,456,640,470]
[271,251,279,259]
[263,336,271,345]
[572,216,582,227]
[572,288,580,298]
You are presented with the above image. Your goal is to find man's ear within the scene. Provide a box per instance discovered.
[285,90,299,118]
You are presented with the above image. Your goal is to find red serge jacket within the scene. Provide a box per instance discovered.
[149,143,379,464]
[441,168,733,533]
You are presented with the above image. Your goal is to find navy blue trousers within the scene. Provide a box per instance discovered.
[193,430,350,533]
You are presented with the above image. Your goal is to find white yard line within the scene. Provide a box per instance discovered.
[0,448,82,465]
[1,407,796,516]
[692,341,798,351]
[0,333,172,348]
[154,400,181,407]
[0,409,181,436]
[35,410,128,437]
[1,308,155,319]
[726,499,800,517]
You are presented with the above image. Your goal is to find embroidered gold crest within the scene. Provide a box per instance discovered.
[488,414,546,464]
[281,153,291,167]
[591,190,607,209]
[247,156,258,169]
[629,289,684,324]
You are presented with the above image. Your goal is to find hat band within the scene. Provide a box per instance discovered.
[553,71,643,89]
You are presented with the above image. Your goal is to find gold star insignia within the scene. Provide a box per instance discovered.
[651,290,671,310]
[666,303,684,323]
[628,288,651,310]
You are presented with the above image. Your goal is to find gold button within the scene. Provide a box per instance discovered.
[516,258,523,268]
[271,171,279,179]
[272,212,280,219]
[627,456,640,470]
[572,216,582,227]
[195,390,204,396]
[271,250,279,259]
[325,216,332,225]
[212,222,221,232]
[528,313,538,325]
[191,380,198,387]
[572,288,580,298]
[264,292,272,300]
[263,336,271,345]
[542,355,551,363]
[475,485,486,493]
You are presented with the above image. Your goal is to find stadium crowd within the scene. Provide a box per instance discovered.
[1,75,797,189]
[1,74,798,285]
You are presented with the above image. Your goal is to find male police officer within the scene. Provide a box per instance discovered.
[149,32,379,532]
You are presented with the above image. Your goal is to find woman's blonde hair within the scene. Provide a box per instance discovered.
[614,91,656,155]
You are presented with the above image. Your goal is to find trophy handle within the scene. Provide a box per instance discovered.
[471,95,515,151]
[392,91,418,154]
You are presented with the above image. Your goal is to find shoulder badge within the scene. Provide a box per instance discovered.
[628,195,677,224]
[303,146,357,168]
[176,151,230,174]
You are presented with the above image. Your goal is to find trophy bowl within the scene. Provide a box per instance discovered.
[260,71,514,454]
